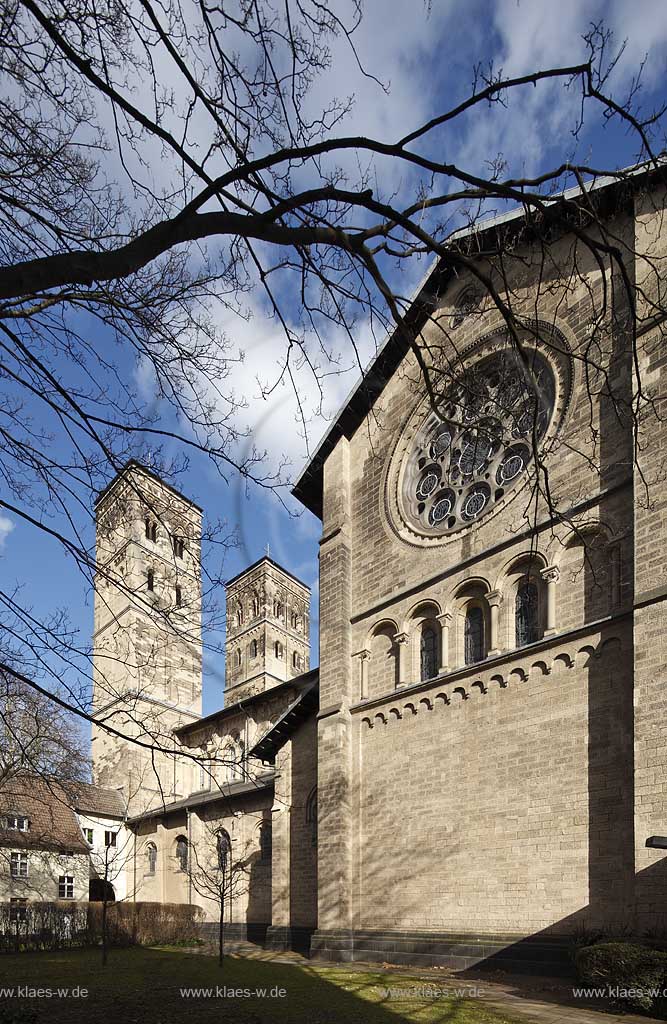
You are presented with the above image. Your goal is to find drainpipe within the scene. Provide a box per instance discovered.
[187,808,192,905]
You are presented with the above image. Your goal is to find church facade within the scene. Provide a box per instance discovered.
[88,166,667,971]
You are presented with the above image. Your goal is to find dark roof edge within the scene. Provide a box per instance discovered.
[95,459,204,513]
[225,554,311,591]
[126,772,276,823]
[175,668,319,736]
[291,159,667,520]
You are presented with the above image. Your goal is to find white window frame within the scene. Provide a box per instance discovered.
[104,830,117,848]
[10,851,29,878]
[6,815,28,831]
[58,875,74,899]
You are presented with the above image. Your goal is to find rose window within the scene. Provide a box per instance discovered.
[400,348,556,534]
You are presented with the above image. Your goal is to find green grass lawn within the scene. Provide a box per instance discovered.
[0,946,522,1024]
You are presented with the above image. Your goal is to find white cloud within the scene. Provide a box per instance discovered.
[0,513,15,550]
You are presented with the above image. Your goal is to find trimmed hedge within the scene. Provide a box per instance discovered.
[0,900,203,953]
[88,901,204,947]
[575,941,667,1014]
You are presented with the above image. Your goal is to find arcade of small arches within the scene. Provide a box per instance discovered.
[231,590,306,634]
[354,548,597,700]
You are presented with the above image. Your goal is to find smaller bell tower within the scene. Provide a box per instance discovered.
[225,556,310,703]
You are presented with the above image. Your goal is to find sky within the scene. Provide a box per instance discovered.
[3,0,667,717]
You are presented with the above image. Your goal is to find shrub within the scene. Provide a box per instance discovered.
[0,900,203,953]
[87,901,204,947]
[575,941,667,1013]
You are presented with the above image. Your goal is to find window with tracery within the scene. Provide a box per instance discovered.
[146,842,157,875]
[401,349,556,535]
[216,829,231,872]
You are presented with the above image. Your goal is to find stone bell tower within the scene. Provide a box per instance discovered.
[91,461,203,814]
[224,556,310,703]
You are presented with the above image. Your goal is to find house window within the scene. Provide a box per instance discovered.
[145,518,158,542]
[10,898,27,923]
[172,535,185,559]
[250,639,258,658]
[175,585,182,607]
[306,788,318,849]
[259,821,272,863]
[516,580,539,647]
[5,815,28,831]
[104,831,117,848]
[10,852,28,878]
[147,569,154,592]
[216,829,231,872]
[199,763,211,791]
[420,626,438,681]
[275,641,283,659]
[175,836,188,872]
[464,606,484,665]
[146,843,157,875]
[58,875,74,899]
[84,828,94,845]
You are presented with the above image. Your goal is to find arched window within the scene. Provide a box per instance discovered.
[275,640,283,659]
[236,605,244,626]
[420,626,438,681]
[235,649,241,667]
[306,787,317,849]
[175,836,188,872]
[464,606,484,665]
[250,639,258,658]
[146,842,157,875]
[175,585,182,607]
[146,569,154,592]
[259,820,272,862]
[516,580,539,647]
[216,829,231,872]
[252,594,260,616]
[273,599,283,618]
[292,651,301,670]
[291,611,299,629]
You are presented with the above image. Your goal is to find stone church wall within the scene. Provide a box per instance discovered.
[315,197,648,960]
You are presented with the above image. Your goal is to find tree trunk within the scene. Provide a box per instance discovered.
[223,888,228,966]
[101,897,108,967]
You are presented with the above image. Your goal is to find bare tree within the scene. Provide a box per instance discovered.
[0,1,666,758]
[187,819,251,967]
[0,670,88,786]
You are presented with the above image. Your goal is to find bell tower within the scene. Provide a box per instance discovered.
[224,556,310,703]
[91,461,203,814]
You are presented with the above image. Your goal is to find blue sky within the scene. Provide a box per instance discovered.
[3,0,667,719]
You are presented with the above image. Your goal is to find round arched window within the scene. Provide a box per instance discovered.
[400,347,557,536]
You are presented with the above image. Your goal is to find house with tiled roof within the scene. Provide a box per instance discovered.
[0,774,128,912]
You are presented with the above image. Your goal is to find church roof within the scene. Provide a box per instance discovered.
[249,675,319,764]
[291,158,667,519]
[175,668,319,738]
[125,771,276,824]
[225,554,310,591]
[95,458,204,513]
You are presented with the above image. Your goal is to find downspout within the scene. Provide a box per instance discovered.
[187,808,192,905]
